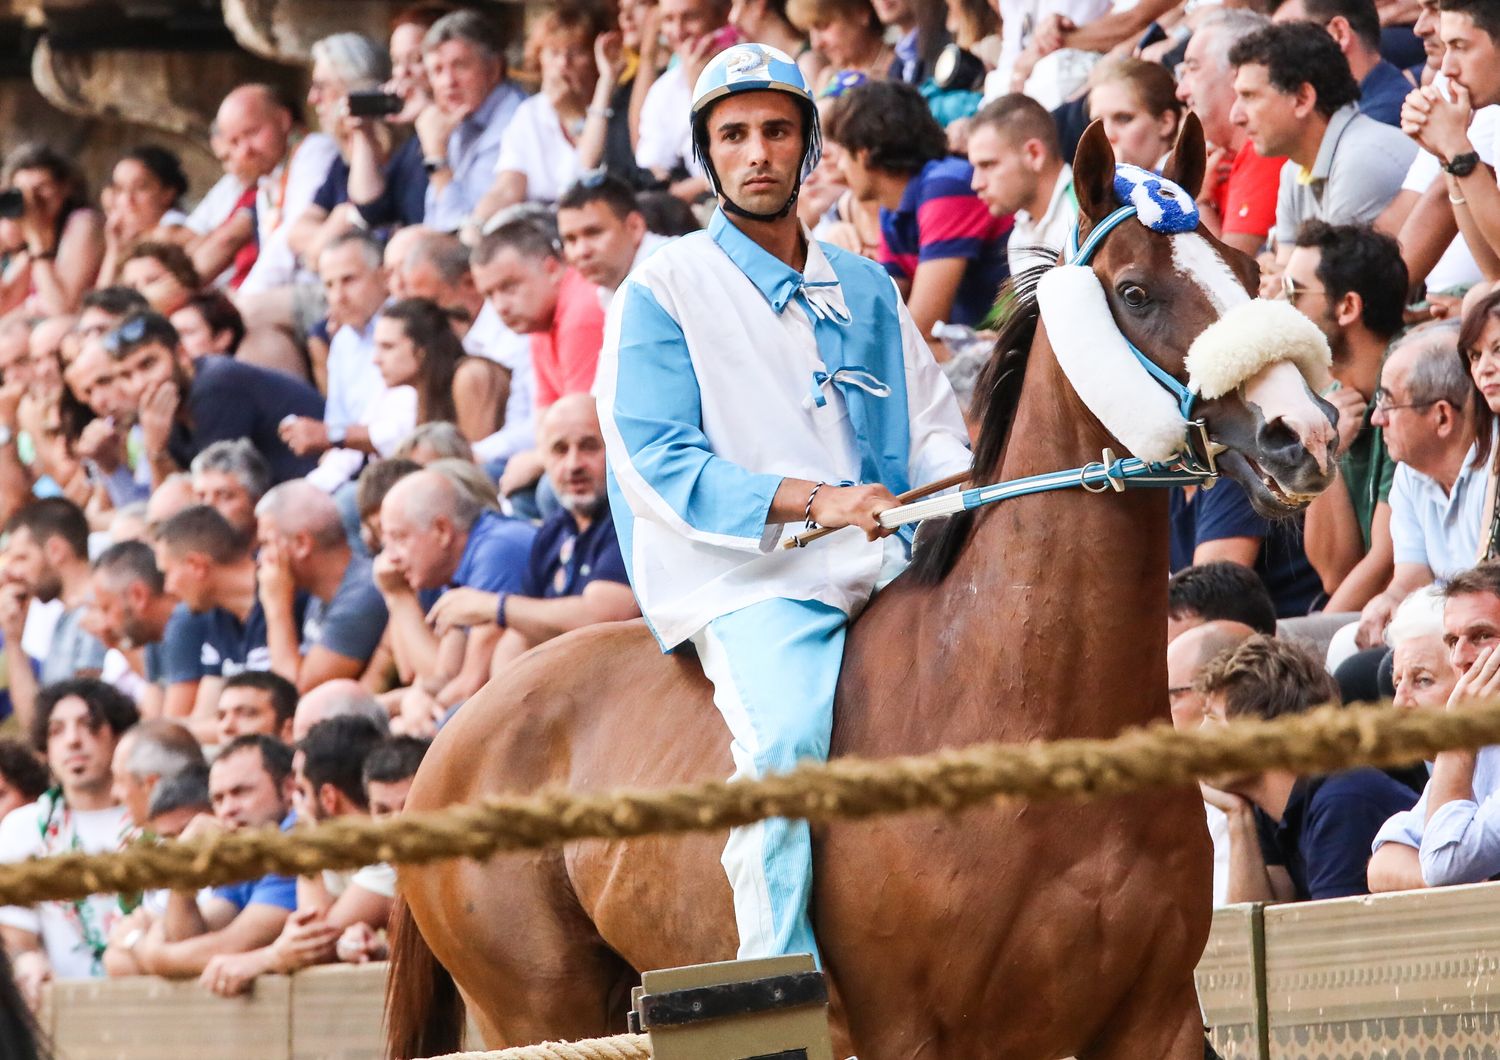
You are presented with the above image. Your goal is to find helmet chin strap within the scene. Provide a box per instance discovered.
[720,182,801,222]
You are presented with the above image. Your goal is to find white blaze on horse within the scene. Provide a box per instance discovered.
[386,116,1337,1060]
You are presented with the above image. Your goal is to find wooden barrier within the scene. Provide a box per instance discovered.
[36,882,1500,1059]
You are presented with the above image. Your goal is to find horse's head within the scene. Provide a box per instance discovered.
[1061,114,1338,515]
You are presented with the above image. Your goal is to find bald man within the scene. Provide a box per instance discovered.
[292,678,390,742]
[375,469,534,735]
[1167,619,1258,909]
[254,480,389,693]
[428,396,638,675]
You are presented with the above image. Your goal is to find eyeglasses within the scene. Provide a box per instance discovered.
[101,315,150,356]
[1167,685,1194,700]
[1372,386,1437,414]
[1280,274,1325,303]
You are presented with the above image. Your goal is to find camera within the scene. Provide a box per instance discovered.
[0,189,25,221]
[347,90,405,119]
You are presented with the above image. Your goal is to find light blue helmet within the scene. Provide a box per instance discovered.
[689,43,823,220]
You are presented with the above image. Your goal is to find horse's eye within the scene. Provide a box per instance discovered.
[1120,284,1149,308]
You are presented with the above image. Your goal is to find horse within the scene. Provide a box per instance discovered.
[386,114,1339,1059]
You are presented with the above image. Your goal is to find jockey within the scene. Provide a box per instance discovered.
[595,43,972,963]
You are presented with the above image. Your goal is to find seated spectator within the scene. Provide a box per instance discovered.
[1273,0,1414,127]
[199,715,389,996]
[190,438,270,548]
[556,173,670,309]
[89,540,185,719]
[966,93,1076,277]
[1086,58,1184,172]
[1286,222,1408,612]
[291,678,390,743]
[108,310,325,487]
[376,468,535,734]
[0,143,105,317]
[825,80,1011,343]
[789,0,888,96]
[97,145,192,288]
[1170,476,1323,619]
[350,10,525,234]
[0,679,137,1004]
[0,738,49,821]
[1370,562,1500,891]
[0,498,109,732]
[1165,620,1258,908]
[426,395,639,675]
[154,504,308,679]
[354,457,420,555]
[374,298,509,445]
[395,422,476,466]
[475,4,612,215]
[75,284,148,344]
[144,764,210,839]
[215,670,298,745]
[1167,561,1279,643]
[287,33,392,269]
[336,733,429,964]
[1354,325,1483,648]
[1389,585,1456,710]
[169,291,245,361]
[119,241,199,317]
[255,479,389,691]
[634,0,729,199]
[1175,8,1283,256]
[472,212,605,498]
[1399,0,1500,288]
[108,718,204,829]
[1197,634,1415,901]
[1228,23,1414,266]
[126,734,297,983]
[1466,291,1500,552]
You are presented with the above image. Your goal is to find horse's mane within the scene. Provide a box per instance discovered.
[907,254,1055,585]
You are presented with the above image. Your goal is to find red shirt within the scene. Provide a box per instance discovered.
[1217,141,1286,240]
[531,268,606,409]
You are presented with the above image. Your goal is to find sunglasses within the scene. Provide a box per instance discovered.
[1279,274,1325,303]
[101,315,151,356]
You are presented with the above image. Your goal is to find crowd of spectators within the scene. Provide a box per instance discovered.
[0,0,1495,1016]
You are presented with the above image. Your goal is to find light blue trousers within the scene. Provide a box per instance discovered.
[692,598,848,964]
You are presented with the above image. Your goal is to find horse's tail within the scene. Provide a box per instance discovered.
[385,896,465,1060]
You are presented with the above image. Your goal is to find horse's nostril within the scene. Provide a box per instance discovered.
[1256,417,1301,455]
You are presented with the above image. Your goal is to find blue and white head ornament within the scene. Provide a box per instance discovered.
[689,43,822,222]
[1111,164,1199,234]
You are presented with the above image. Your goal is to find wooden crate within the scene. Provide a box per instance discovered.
[50,974,292,1060]
[1197,903,1266,1060]
[1263,882,1500,1059]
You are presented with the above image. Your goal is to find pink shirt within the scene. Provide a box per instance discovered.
[531,267,606,409]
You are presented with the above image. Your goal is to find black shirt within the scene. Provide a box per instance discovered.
[169,355,324,484]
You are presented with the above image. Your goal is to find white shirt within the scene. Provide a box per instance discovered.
[597,210,971,649]
[183,173,246,236]
[1387,442,1488,580]
[990,0,1110,106]
[240,132,340,295]
[636,65,700,178]
[306,384,417,493]
[1401,100,1498,293]
[1205,802,1230,907]
[324,315,386,433]
[1374,744,1500,885]
[494,93,584,204]
[0,798,132,978]
[1009,164,1076,276]
[467,302,537,465]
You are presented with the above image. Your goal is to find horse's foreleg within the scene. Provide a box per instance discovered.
[1079,978,1206,1060]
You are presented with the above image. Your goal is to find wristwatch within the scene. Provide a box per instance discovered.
[1444,151,1481,177]
[422,156,449,175]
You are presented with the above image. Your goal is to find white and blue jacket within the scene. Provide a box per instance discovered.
[596,209,971,650]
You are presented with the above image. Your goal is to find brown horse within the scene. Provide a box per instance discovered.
[387,116,1338,1059]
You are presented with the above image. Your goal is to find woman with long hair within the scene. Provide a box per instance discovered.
[1087,58,1185,172]
[373,298,509,445]
[0,143,105,315]
[97,144,191,288]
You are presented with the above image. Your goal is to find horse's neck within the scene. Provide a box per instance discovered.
[940,322,1171,736]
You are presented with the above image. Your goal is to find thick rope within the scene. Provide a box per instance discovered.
[0,697,1493,906]
[427,1035,651,1060]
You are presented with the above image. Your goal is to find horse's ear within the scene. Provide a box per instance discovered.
[1161,112,1207,201]
[1071,119,1118,225]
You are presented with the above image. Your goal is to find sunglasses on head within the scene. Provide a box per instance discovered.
[102,315,150,356]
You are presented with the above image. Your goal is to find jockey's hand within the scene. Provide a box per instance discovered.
[811,483,902,541]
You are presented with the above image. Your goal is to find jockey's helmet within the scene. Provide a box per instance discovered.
[689,43,822,222]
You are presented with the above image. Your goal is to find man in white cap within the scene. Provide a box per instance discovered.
[596,42,970,962]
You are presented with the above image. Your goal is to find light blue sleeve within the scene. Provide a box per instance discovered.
[608,281,784,551]
[1419,794,1500,886]
[1386,464,1428,567]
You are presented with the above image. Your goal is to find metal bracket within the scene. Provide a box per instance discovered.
[640,971,828,1028]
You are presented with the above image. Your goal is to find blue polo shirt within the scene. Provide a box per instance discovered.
[451,510,536,594]
[1257,769,1418,900]
[521,507,628,600]
[211,815,298,911]
[1169,480,1323,618]
[1358,60,1414,128]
